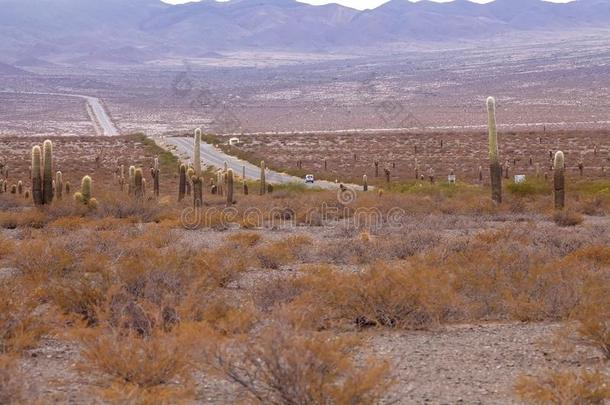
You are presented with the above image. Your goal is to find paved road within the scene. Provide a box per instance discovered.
[0,91,119,136]
[163,136,361,190]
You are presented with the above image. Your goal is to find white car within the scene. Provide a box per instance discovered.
[305,174,315,184]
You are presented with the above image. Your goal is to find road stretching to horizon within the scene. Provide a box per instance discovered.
[163,136,361,190]
[0,91,120,136]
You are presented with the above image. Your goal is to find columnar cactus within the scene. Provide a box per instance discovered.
[226,169,234,205]
[487,97,502,203]
[134,168,143,199]
[17,181,23,195]
[415,159,419,180]
[259,160,266,195]
[194,128,202,177]
[384,168,390,183]
[128,165,136,195]
[363,175,368,192]
[55,171,63,199]
[42,140,53,204]
[374,161,379,177]
[65,181,70,194]
[119,165,125,191]
[178,164,186,201]
[151,157,160,197]
[31,145,43,205]
[554,151,565,210]
[242,166,248,195]
[192,175,203,207]
[74,175,97,208]
[186,167,194,196]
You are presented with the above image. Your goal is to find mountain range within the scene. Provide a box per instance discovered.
[0,0,609,66]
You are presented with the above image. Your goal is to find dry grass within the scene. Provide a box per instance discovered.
[210,326,391,405]
[515,369,610,404]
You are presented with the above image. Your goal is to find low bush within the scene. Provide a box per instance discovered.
[210,326,391,404]
[515,369,610,404]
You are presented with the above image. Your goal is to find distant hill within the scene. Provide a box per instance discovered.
[0,0,608,64]
[0,62,31,75]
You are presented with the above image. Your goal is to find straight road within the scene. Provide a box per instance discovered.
[163,136,360,190]
[0,91,119,136]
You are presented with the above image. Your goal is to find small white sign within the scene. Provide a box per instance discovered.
[514,175,526,183]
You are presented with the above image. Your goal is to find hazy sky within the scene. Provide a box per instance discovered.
[162,0,574,11]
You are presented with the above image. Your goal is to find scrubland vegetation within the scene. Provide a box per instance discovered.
[0,130,608,404]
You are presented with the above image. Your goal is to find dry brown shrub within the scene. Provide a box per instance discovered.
[0,283,49,354]
[0,355,26,404]
[569,280,610,359]
[226,232,262,248]
[255,235,311,269]
[292,264,456,330]
[78,328,194,404]
[211,326,391,404]
[553,210,584,227]
[515,369,610,404]
[0,210,47,229]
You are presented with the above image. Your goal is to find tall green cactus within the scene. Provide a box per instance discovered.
[178,164,186,201]
[17,181,23,195]
[194,128,202,177]
[74,175,97,208]
[128,165,136,195]
[260,160,266,195]
[227,169,234,205]
[487,97,502,203]
[192,175,203,207]
[31,145,43,205]
[186,167,194,196]
[363,174,368,192]
[554,151,565,210]
[42,140,53,204]
[242,165,248,195]
[152,157,160,197]
[134,168,143,199]
[55,171,63,199]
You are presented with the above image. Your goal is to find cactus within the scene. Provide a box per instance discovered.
[128,165,136,195]
[487,97,502,203]
[152,157,160,197]
[134,168,143,199]
[226,169,234,205]
[374,161,379,177]
[478,165,483,182]
[31,145,43,205]
[42,140,53,204]
[178,164,186,201]
[10,184,16,194]
[17,181,22,195]
[194,128,202,177]
[363,174,368,192]
[55,171,63,199]
[24,189,30,199]
[119,165,125,191]
[186,167,194,196]
[192,175,203,207]
[242,166,248,195]
[415,159,419,180]
[384,168,390,183]
[259,160,266,195]
[65,181,70,195]
[0,180,3,194]
[74,175,97,208]
[554,151,565,210]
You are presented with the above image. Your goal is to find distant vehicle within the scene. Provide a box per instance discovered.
[228,137,240,146]
[305,174,315,184]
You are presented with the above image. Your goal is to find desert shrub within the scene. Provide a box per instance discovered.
[211,326,391,405]
[0,283,49,354]
[569,280,610,359]
[0,356,26,404]
[515,369,610,404]
[0,210,47,229]
[226,232,262,248]
[255,235,311,269]
[79,328,194,404]
[383,230,441,260]
[553,210,584,227]
[292,264,456,330]
[507,179,550,197]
